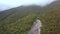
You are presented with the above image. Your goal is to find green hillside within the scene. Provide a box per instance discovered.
[0,14,37,34]
[40,10,60,34]
[0,1,60,34]
[40,1,60,34]
[0,5,41,34]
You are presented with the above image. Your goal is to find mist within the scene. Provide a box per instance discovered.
[0,0,56,11]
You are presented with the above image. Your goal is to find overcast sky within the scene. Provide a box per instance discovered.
[0,0,55,11]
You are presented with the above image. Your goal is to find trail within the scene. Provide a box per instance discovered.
[28,19,42,34]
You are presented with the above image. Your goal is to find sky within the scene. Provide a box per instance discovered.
[0,0,55,11]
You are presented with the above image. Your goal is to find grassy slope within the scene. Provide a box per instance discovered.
[40,1,60,34]
[0,1,60,34]
[0,14,37,34]
[40,10,60,34]
[0,9,60,34]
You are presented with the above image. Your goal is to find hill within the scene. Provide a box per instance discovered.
[40,1,60,34]
[40,10,60,34]
[0,5,41,34]
[0,1,60,34]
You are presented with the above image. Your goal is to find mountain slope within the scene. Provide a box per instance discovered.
[40,10,60,34]
[0,1,60,34]
[0,5,41,34]
[0,14,37,34]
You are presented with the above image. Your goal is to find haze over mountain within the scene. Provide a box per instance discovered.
[0,0,55,11]
[0,0,60,34]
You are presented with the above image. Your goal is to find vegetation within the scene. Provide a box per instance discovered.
[0,0,60,34]
[0,14,37,34]
[40,11,60,34]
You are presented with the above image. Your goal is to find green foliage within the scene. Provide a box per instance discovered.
[0,5,40,34]
[0,1,60,34]
[40,11,60,34]
[0,14,37,34]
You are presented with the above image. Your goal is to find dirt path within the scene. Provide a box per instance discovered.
[28,19,42,34]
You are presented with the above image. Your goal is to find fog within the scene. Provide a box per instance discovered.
[0,0,55,11]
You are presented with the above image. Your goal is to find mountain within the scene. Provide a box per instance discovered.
[0,1,60,34]
[40,1,60,34]
[0,5,42,34]
[0,5,41,22]
[42,0,60,12]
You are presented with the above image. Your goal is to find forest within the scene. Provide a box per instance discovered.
[0,0,60,34]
